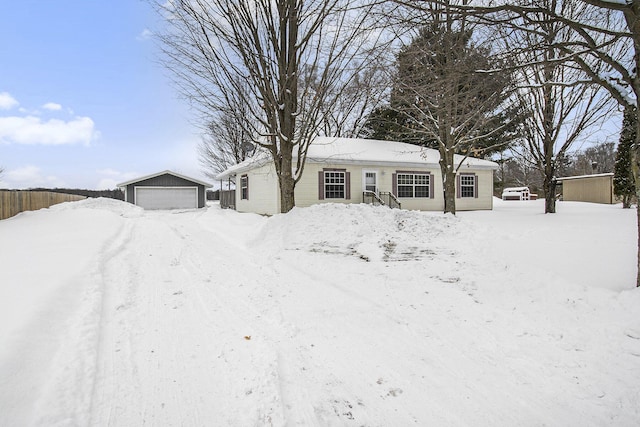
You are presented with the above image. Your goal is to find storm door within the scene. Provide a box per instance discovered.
[363,171,378,194]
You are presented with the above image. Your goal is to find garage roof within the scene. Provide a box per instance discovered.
[117,170,212,188]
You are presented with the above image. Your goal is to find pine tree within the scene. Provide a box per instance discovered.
[361,25,521,158]
[614,107,637,208]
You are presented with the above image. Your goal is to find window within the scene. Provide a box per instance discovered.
[318,169,350,200]
[397,173,430,198]
[324,171,345,199]
[240,174,248,200]
[459,174,475,198]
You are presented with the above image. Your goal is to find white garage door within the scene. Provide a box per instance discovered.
[135,187,198,210]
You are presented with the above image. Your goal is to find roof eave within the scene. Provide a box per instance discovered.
[556,172,614,181]
[117,170,213,188]
[218,157,497,175]
[306,157,498,170]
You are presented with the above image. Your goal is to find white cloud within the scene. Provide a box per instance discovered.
[4,165,64,188]
[96,178,119,190]
[0,115,97,146]
[96,169,140,189]
[137,28,153,41]
[97,168,122,176]
[42,102,62,111]
[0,92,19,110]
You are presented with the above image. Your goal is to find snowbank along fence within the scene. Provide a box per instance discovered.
[0,191,87,220]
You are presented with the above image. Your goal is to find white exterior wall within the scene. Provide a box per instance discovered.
[234,161,494,214]
[455,169,495,211]
[394,167,444,211]
[295,162,364,207]
[235,163,280,215]
[296,162,493,211]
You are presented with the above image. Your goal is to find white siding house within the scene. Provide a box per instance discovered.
[217,137,498,215]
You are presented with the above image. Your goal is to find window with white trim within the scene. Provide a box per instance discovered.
[397,173,430,198]
[460,174,475,198]
[324,171,345,199]
[240,175,248,200]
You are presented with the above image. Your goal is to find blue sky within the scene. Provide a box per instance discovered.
[0,0,206,190]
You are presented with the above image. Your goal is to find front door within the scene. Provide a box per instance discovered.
[363,171,378,194]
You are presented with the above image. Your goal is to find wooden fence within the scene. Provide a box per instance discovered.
[0,191,87,220]
[220,190,236,209]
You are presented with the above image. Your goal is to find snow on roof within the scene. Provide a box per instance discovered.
[216,137,498,180]
[502,187,530,192]
[556,173,614,181]
[117,170,213,188]
[216,154,271,181]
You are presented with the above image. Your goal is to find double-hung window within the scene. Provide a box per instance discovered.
[397,173,430,198]
[324,171,346,199]
[459,174,476,198]
[240,174,249,200]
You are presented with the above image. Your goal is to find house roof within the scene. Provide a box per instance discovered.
[117,170,213,188]
[216,137,498,180]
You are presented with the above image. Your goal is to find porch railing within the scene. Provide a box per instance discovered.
[363,190,385,206]
[363,191,401,209]
[382,192,401,209]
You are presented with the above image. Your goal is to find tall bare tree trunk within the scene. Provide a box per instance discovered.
[278,148,296,213]
[627,1,640,287]
[543,174,557,214]
[633,106,640,287]
[541,18,558,214]
[637,192,640,287]
[440,147,456,214]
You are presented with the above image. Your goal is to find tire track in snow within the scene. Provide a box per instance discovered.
[163,211,289,425]
[27,216,135,426]
[87,210,289,426]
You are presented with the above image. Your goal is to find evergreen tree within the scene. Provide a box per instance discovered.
[614,107,637,208]
[361,21,521,214]
[361,25,521,159]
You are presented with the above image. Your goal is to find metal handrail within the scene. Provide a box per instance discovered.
[363,191,402,209]
[383,192,401,209]
[363,190,386,206]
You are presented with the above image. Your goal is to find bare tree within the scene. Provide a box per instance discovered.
[570,142,616,175]
[314,58,390,138]
[508,0,616,213]
[396,0,640,284]
[198,113,251,181]
[156,0,380,213]
[372,4,522,214]
[196,78,264,181]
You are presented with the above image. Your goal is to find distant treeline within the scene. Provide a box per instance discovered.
[19,188,125,200]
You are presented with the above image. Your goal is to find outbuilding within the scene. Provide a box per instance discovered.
[118,170,212,210]
[556,173,615,204]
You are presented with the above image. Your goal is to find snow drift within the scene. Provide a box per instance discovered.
[0,198,639,426]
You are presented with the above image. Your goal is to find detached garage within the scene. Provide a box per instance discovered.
[556,173,615,205]
[118,170,212,210]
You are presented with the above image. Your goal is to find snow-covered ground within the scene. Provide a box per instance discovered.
[1,198,639,426]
